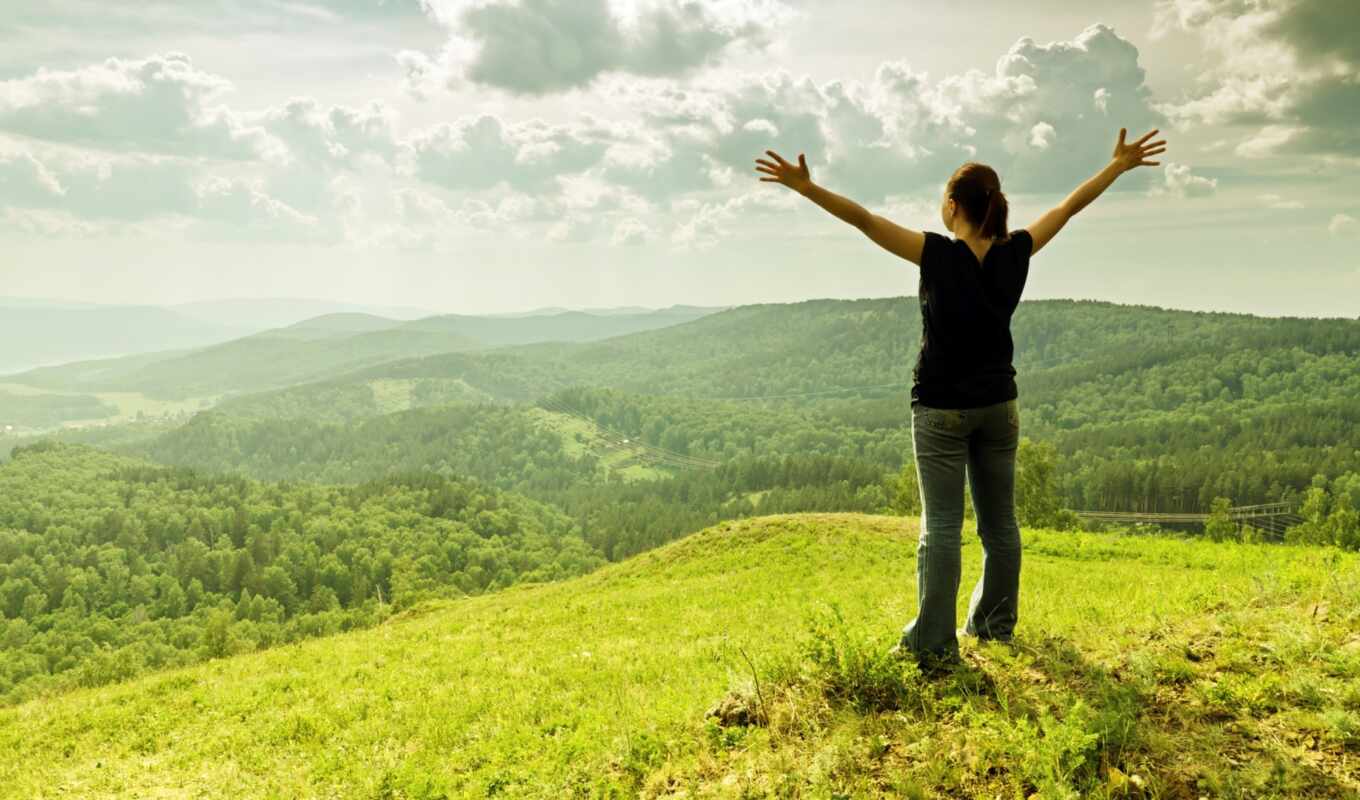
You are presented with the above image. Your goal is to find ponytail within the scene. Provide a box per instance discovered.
[978,188,1008,240]
[946,162,1009,241]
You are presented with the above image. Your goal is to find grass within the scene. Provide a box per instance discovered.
[0,381,214,430]
[528,406,672,482]
[2,512,1358,798]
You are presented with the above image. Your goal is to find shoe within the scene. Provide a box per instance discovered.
[916,651,964,678]
[961,625,1013,644]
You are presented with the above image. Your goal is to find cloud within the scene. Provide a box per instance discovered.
[0,146,328,241]
[1257,192,1302,209]
[670,187,797,250]
[1152,162,1217,198]
[1028,122,1056,150]
[403,0,790,96]
[1330,213,1358,237]
[602,24,1163,202]
[0,25,1176,250]
[610,217,651,246]
[1154,0,1360,159]
[189,175,332,242]
[402,113,615,191]
[0,150,66,202]
[0,53,278,160]
[252,97,399,168]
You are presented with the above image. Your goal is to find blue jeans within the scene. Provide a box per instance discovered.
[899,398,1022,661]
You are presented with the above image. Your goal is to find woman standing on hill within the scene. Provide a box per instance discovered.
[755,128,1167,671]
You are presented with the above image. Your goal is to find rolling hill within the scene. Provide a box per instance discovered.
[176,298,1360,514]
[3,512,1356,798]
[0,303,251,375]
[6,296,1360,516]
[3,305,725,402]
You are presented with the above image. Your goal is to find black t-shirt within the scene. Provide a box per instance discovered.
[911,229,1032,409]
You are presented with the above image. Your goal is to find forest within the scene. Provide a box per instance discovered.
[2,297,1359,703]
[0,442,602,704]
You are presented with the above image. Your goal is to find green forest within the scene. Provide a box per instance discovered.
[2,296,1359,707]
[0,442,602,705]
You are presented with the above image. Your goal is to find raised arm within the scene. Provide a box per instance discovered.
[755,150,925,265]
[1026,127,1166,256]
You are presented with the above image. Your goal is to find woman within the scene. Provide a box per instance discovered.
[755,128,1167,671]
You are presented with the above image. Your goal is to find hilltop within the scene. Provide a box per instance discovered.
[3,512,1357,798]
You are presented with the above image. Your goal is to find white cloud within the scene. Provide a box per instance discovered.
[0,53,278,160]
[402,113,615,191]
[610,217,651,246]
[1093,87,1110,114]
[1154,0,1360,159]
[1234,124,1306,158]
[0,146,328,241]
[670,187,796,250]
[1028,122,1056,150]
[1330,213,1358,237]
[252,97,399,168]
[0,150,66,202]
[1152,162,1217,198]
[406,0,791,96]
[1256,192,1302,209]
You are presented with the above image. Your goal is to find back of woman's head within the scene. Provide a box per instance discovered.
[946,162,1008,240]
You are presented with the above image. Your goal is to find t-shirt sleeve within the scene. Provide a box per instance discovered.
[919,231,950,282]
[1009,229,1033,296]
[1010,229,1033,262]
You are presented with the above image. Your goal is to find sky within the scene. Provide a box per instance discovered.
[1,0,1358,318]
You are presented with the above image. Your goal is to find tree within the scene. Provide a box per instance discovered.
[888,462,921,516]
[1203,497,1238,542]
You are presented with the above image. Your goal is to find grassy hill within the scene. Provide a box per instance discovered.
[4,513,1357,798]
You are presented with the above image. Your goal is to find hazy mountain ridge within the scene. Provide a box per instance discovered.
[2,304,726,402]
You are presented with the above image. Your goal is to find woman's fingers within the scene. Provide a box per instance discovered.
[754,158,778,169]
[1134,128,1159,145]
[1139,160,1160,167]
[765,149,790,166]
[759,176,779,182]
[1142,147,1167,157]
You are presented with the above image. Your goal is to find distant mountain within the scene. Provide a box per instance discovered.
[0,305,252,376]
[6,305,726,400]
[0,297,105,310]
[9,325,484,401]
[274,313,405,339]
[483,303,731,318]
[398,307,724,346]
[168,298,442,329]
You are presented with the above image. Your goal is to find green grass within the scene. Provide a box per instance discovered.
[0,381,214,429]
[528,406,672,482]
[2,513,1358,798]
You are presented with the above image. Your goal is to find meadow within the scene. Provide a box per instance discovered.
[4,512,1357,799]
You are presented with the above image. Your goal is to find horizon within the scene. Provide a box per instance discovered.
[3,1,1358,318]
[2,291,1356,323]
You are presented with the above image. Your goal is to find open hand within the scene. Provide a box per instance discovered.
[1113,128,1167,172]
[755,150,812,193]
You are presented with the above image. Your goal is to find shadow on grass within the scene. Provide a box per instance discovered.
[986,630,1359,800]
[697,607,1359,799]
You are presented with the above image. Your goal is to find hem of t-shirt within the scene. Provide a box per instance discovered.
[910,382,1018,410]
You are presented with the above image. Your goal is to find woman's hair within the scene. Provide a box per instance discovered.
[946,162,1008,240]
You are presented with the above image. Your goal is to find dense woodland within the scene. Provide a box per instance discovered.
[2,297,1358,702]
[0,443,602,704]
